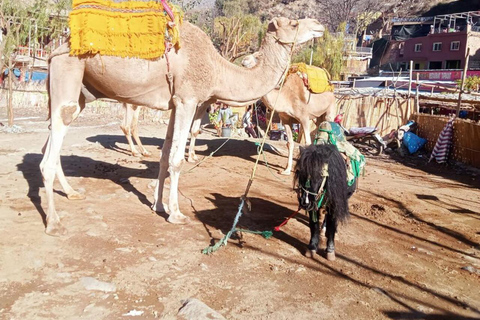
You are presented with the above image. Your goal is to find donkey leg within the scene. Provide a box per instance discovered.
[325,211,337,261]
[305,210,320,258]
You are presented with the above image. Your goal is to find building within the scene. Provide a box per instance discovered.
[378,11,480,77]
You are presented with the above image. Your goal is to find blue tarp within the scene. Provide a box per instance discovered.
[3,68,47,82]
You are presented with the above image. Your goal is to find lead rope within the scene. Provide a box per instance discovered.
[203,23,301,254]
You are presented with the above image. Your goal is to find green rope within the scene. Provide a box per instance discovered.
[235,229,273,239]
[202,198,245,254]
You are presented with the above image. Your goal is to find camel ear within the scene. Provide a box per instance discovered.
[299,145,305,153]
[268,18,280,32]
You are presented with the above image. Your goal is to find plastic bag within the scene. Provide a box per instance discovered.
[403,131,427,154]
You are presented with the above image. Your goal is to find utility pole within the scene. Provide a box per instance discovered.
[457,47,470,117]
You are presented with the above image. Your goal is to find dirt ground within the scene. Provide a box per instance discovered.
[1,108,479,320]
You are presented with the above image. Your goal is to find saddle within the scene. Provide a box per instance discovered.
[288,63,334,94]
[315,121,365,186]
[69,0,183,59]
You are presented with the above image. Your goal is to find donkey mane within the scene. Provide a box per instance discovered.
[294,144,350,223]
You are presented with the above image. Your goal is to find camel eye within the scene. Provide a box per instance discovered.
[291,21,299,28]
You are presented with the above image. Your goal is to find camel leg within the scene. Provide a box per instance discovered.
[152,109,175,213]
[187,117,201,163]
[280,116,294,175]
[166,96,197,224]
[187,103,208,163]
[40,54,84,236]
[121,104,141,157]
[301,118,313,146]
[130,105,152,157]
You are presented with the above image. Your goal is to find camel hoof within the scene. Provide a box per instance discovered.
[142,151,152,157]
[67,192,86,200]
[132,152,142,157]
[45,223,68,237]
[280,169,291,176]
[326,251,336,261]
[187,157,196,163]
[305,249,316,259]
[167,214,189,225]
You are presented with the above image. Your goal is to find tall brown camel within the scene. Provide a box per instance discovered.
[241,53,336,175]
[40,17,325,235]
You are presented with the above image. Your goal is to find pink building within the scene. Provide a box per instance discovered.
[383,11,480,76]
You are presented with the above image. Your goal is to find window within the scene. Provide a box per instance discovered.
[414,43,422,52]
[429,61,443,69]
[433,42,442,51]
[446,60,461,69]
[414,63,421,70]
[450,41,460,51]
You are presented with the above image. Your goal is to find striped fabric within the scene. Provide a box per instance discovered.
[429,116,455,164]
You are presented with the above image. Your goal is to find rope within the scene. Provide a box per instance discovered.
[203,25,300,254]
[183,137,231,174]
[255,142,287,182]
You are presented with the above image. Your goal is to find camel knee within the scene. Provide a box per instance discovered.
[60,102,81,126]
[120,125,131,136]
[168,158,184,174]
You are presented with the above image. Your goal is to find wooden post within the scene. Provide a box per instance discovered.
[457,47,470,117]
[415,73,420,114]
[408,60,413,115]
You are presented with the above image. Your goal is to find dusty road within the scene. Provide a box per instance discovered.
[1,109,479,319]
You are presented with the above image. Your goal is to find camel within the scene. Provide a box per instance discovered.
[120,104,152,157]
[121,103,207,161]
[240,52,337,175]
[40,17,325,235]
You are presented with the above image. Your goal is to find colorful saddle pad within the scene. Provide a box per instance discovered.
[288,63,334,94]
[69,0,183,59]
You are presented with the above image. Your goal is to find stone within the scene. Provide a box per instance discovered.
[81,277,116,292]
[177,298,225,320]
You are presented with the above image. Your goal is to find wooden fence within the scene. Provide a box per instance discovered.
[411,114,480,168]
[336,95,415,136]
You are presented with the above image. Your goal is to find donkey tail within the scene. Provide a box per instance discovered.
[326,147,350,223]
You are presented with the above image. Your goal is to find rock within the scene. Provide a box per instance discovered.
[122,309,144,316]
[81,277,116,292]
[177,298,225,320]
[461,266,480,275]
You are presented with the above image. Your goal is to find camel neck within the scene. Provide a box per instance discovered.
[212,35,291,105]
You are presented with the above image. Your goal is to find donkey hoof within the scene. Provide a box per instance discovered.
[305,250,316,259]
[326,251,336,261]
[45,223,68,237]
[67,192,86,200]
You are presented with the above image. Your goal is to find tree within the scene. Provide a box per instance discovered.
[0,0,68,127]
[293,25,347,80]
[211,0,263,62]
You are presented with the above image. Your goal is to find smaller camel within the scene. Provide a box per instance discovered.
[241,53,337,175]
[121,104,152,157]
[121,103,208,161]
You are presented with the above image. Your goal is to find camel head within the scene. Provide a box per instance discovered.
[267,17,324,45]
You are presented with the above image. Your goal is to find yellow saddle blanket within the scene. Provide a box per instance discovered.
[288,63,334,94]
[69,0,183,59]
